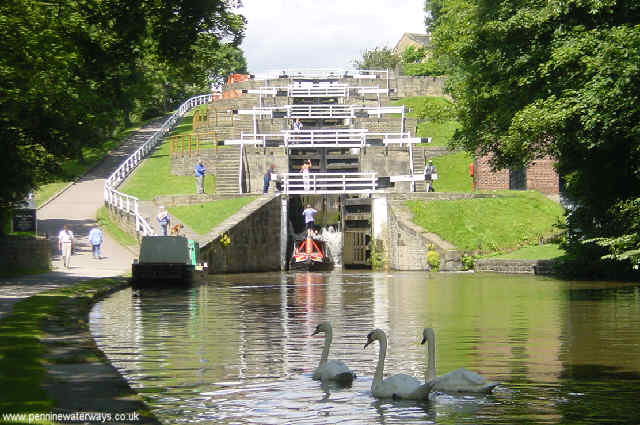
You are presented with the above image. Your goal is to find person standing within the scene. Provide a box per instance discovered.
[301,159,311,191]
[424,159,436,192]
[302,204,318,235]
[156,206,171,236]
[293,118,303,130]
[57,225,74,268]
[194,160,206,194]
[88,225,103,259]
[263,164,275,193]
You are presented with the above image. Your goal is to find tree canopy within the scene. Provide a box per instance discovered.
[0,0,246,211]
[431,0,640,272]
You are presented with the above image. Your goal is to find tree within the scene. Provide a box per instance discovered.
[424,0,444,30]
[400,46,445,76]
[433,0,640,273]
[353,47,401,70]
[0,0,246,231]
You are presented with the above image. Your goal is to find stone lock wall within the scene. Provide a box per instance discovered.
[0,236,51,273]
[201,195,282,273]
[474,154,509,191]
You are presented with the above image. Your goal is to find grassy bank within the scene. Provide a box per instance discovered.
[431,151,474,193]
[168,196,257,235]
[392,96,458,147]
[119,112,216,199]
[0,278,157,424]
[96,206,137,248]
[408,191,565,255]
[491,243,566,260]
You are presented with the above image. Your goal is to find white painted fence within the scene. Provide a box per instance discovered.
[225,129,419,148]
[104,94,212,236]
[235,104,405,120]
[282,172,377,194]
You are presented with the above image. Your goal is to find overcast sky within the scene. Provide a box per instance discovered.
[237,0,427,74]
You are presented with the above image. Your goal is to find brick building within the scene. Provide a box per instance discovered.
[474,154,559,194]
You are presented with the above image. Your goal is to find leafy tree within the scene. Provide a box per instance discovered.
[433,0,640,273]
[353,46,401,70]
[424,0,444,30]
[400,46,445,76]
[0,0,246,233]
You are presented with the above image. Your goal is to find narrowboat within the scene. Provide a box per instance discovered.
[132,236,205,286]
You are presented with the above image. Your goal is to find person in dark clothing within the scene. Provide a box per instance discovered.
[263,164,275,193]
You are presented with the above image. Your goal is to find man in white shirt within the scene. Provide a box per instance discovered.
[58,225,74,268]
[302,204,318,236]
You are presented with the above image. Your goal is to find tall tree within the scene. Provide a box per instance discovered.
[0,0,245,224]
[433,0,640,272]
[353,47,401,70]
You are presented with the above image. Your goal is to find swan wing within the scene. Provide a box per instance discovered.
[313,360,355,383]
[432,368,498,393]
[373,373,423,399]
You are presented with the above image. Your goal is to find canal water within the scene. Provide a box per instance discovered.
[90,272,640,424]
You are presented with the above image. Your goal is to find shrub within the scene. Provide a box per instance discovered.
[426,246,440,271]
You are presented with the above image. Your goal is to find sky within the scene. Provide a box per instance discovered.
[236,0,427,74]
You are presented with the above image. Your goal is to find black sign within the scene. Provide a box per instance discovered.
[13,209,36,232]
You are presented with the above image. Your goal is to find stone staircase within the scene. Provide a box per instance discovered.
[215,145,241,195]
[413,148,427,192]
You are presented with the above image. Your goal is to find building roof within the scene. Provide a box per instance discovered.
[394,33,431,52]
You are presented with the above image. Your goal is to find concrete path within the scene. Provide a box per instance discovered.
[0,118,166,320]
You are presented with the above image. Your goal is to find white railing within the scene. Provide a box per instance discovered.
[284,129,366,147]
[289,105,354,119]
[224,129,420,148]
[282,172,377,194]
[104,93,212,237]
[289,85,349,98]
[235,104,404,120]
[251,68,389,85]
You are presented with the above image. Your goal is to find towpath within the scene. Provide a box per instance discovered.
[0,118,165,319]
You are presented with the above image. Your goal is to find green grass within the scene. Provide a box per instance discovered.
[168,197,257,235]
[431,151,474,193]
[407,191,565,254]
[393,96,458,147]
[0,277,143,424]
[34,182,68,208]
[96,207,137,247]
[119,113,216,200]
[492,243,566,260]
[34,118,160,208]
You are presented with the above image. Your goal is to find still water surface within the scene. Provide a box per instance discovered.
[90,272,640,424]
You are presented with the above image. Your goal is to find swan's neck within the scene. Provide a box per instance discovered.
[425,330,436,382]
[373,333,387,390]
[320,328,332,366]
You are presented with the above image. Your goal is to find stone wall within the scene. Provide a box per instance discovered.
[0,237,50,273]
[474,258,556,275]
[171,150,217,176]
[390,76,445,98]
[244,148,289,193]
[106,203,139,241]
[200,195,282,273]
[387,201,462,271]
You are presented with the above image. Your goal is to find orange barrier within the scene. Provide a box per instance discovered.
[226,73,251,85]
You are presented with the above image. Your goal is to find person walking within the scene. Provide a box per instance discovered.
[156,206,171,236]
[57,225,74,268]
[88,225,103,259]
[424,159,436,192]
[194,160,206,194]
[302,204,318,236]
[263,164,275,193]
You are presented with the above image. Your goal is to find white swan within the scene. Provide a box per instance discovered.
[364,329,433,400]
[421,328,498,394]
[311,322,356,385]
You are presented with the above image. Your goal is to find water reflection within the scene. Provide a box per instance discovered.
[89,272,640,424]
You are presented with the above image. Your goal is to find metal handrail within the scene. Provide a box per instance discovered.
[104,94,212,236]
[282,172,377,194]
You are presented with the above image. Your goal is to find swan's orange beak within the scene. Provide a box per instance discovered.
[311,328,319,336]
[420,336,426,345]
[364,339,373,349]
